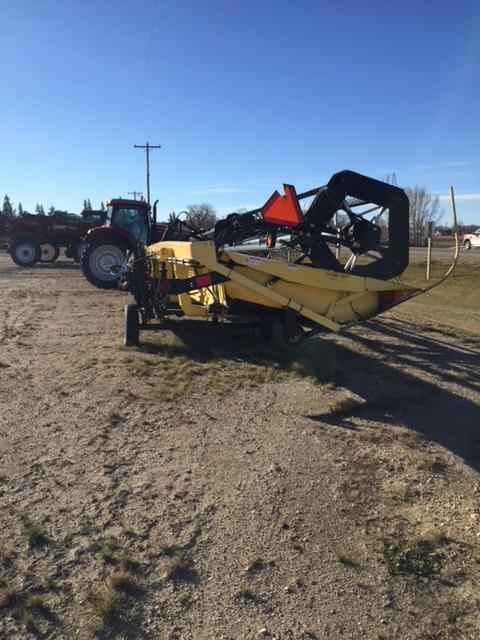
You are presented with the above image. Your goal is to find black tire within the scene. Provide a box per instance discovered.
[40,243,60,263]
[464,240,472,250]
[257,319,274,343]
[80,237,128,289]
[70,240,86,263]
[273,318,305,347]
[10,241,41,267]
[124,304,140,346]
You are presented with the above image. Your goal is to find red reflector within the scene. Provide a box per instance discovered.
[379,290,405,308]
[195,274,212,288]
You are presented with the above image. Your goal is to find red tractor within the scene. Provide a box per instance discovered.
[80,199,168,289]
[0,210,106,267]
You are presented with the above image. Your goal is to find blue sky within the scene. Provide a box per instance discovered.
[1,0,479,223]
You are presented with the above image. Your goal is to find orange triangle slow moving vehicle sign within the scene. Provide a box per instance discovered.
[261,184,303,227]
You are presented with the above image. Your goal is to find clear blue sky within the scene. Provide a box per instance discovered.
[1,0,479,223]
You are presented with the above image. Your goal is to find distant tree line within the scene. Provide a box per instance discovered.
[0,195,105,219]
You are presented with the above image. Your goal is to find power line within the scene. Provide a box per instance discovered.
[134,142,161,204]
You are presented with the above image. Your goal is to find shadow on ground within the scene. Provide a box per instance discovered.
[138,317,480,472]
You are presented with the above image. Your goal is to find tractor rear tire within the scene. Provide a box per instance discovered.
[40,243,60,263]
[10,241,42,267]
[124,304,140,347]
[81,238,128,289]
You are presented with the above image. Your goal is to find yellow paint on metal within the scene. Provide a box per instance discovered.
[145,240,420,331]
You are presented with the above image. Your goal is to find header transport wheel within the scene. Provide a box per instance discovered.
[124,304,140,347]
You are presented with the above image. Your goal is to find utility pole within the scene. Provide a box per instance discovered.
[128,190,143,201]
[134,142,161,204]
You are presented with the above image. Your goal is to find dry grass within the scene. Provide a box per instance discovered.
[397,263,480,336]
[20,516,47,547]
[0,585,24,608]
[123,331,344,402]
[87,586,120,626]
[25,594,48,612]
[109,571,141,595]
[335,551,355,566]
[99,536,121,563]
[160,554,196,582]
[326,397,365,416]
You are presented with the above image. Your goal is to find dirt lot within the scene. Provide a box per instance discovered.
[1,253,479,639]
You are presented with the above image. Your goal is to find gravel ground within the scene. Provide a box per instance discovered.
[0,254,479,640]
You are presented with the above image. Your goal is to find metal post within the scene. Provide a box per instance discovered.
[425,220,434,280]
[134,142,161,204]
[426,236,432,280]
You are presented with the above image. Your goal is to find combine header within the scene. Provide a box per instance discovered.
[120,170,458,346]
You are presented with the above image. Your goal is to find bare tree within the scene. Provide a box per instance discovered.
[405,186,443,245]
[186,203,217,231]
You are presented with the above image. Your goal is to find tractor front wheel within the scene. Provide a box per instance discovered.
[10,241,42,267]
[40,243,60,263]
[81,238,128,289]
[124,304,140,347]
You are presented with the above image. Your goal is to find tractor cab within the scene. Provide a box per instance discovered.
[106,199,152,246]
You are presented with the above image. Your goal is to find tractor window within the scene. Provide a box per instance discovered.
[113,208,149,245]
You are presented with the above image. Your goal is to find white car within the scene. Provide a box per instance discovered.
[463,229,480,249]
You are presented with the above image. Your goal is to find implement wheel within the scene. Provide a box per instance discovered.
[10,241,41,267]
[40,243,60,263]
[124,304,140,347]
[274,318,305,347]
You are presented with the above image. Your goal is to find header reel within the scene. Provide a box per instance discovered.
[213,170,409,280]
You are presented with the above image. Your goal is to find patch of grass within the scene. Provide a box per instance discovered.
[118,554,141,572]
[87,587,120,625]
[0,547,14,565]
[0,585,24,608]
[132,331,344,402]
[328,397,365,416]
[25,594,48,612]
[109,571,141,595]
[383,539,443,577]
[335,551,355,566]
[99,536,121,563]
[20,516,47,547]
[22,611,35,631]
[42,574,56,591]
[161,554,196,582]
[397,429,426,448]
[415,453,448,473]
[124,356,153,377]
[397,263,480,337]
